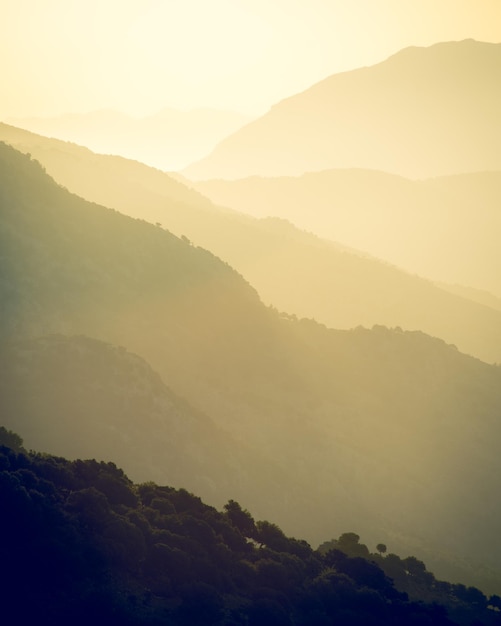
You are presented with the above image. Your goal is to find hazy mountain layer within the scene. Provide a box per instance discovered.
[437,283,501,313]
[3,142,501,592]
[2,123,500,364]
[194,168,501,299]
[7,107,251,171]
[183,40,501,180]
[0,334,306,523]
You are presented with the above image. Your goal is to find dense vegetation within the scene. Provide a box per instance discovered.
[2,428,500,626]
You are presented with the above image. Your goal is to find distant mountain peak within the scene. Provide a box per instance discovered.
[183,39,501,180]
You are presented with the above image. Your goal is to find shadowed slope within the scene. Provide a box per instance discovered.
[0,334,298,520]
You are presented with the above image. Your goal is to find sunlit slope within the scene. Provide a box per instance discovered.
[0,143,274,406]
[195,168,501,299]
[183,40,501,180]
[2,124,501,364]
[3,142,501,591]
[0,122,210,212]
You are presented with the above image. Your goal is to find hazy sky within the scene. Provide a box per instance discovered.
[2,0,501,118]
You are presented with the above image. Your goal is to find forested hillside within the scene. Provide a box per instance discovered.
[2,123,501,364]
[2,431,500,626]
[2,143,501,593]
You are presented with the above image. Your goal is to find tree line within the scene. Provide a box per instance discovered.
[1,426,500,625]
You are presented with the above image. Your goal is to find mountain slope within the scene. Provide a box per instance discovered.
[3,142,501,592]
[2,123,501,364]
[183,40,501,180]
[0,334,299,520]
[194,168,501,299]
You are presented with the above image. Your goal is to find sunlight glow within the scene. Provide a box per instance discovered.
[130,0,273,84]
[1,0,501,117]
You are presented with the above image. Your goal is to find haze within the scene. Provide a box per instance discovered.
[1,0,501,118]
[3,0,501,614]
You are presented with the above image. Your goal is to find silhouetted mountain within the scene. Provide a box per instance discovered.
[7,107,251,171]
[2,123,501,363]
[183,40,501,180]
[5,438,498,625]
[194,168,501,299]
[3,142,501,594]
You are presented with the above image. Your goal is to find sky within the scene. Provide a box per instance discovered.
[1,0,501,119]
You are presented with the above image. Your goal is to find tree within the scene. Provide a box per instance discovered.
[453,584,487,608]
[488,594,501,611]
[256,520,291,552]
[376,543,387,557]
[223,499,257,539]
[336,532,370,558]
[0,427,24,452]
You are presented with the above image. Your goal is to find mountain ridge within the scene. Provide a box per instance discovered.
[3,141,501,592]
[2,124,500,363]
[183,39,501,180]
[193,167,501,300]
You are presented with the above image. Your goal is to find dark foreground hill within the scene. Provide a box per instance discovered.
[2,143,501,593]
[2,432,501,626]
[2,122,501,364]
[183,40,501,180]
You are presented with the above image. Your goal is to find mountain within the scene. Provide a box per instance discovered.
[2,123,501,364]
[194,168,501,299]
[182,40,501,180]
[437,283,501,313]
[6,107,251,171]
[0,334,298,520]
[3,141,501,592]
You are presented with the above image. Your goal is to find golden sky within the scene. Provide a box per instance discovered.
[1,0,501,118]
